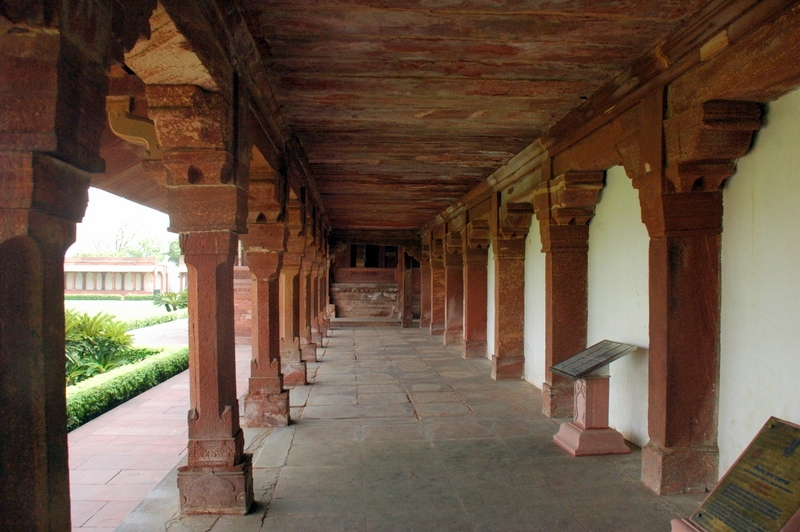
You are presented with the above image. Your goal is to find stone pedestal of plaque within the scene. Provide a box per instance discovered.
[553,375,630,456]
[670,417,800,532]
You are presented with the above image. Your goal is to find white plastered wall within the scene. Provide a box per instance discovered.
[587,165,650,447]
[524,216,546,387]
[718,87,800,475]
[486,240,496,360]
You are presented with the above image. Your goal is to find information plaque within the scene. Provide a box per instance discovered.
[691,417,800,532]
[550,340,637,380]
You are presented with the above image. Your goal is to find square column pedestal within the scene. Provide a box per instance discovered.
[553,375,630,456]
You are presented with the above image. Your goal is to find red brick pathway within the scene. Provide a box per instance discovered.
[68,368,191,530]
[68,319,200,531]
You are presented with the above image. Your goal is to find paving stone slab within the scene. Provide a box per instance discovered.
[116,326,704,531]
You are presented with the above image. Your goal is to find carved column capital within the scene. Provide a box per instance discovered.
[430,235,444,261]
[443,231,462,266]
[419,243,431,270]
[498,202,535,240]
[463,220,490,264]
[246,251,282,281]
[549,171,605,225]
[465,219,491,250]
[146,84,247,234]
[663,100,761,193]
[491,202,534,259]
[638,100,762,238]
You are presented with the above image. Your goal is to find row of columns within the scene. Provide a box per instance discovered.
[420,98,762,495]
[0,15,333,522]
[65,271,164,292]
[145,84,332,514]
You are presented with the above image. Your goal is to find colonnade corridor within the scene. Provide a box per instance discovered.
[118,326,703,531]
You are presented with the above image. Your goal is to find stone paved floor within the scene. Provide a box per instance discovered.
[117,326,703,531]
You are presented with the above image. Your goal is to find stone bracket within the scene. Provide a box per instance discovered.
[664,100,761,192]
[498,202,535,239]
[550,171,604,225]
[465,219,491,249]
[445,231,462,255]
[106,95,162,160]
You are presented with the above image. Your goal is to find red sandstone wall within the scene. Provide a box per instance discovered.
[330,283,399,318]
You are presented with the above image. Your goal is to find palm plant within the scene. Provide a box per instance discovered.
[65,310,133,385]
[152,290,188,312]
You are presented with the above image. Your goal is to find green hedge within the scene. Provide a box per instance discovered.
[66,347,189,431]
[65,294,124,301]
[126,309,188,331]
[64,294,156,301]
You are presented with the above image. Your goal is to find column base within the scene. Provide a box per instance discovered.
[443,330,462,346]
[491,355,523,380]
[282,361,308,387]
[420,317,431,328]
[542,382,574,418]
[177,454,253,515]
[241,391,290,427]
[311,328,322,345]
[641,442,718,495]
[430,323,444,336]
[462,340,486,359]
[301,343,317,362]
[553,422,630,457]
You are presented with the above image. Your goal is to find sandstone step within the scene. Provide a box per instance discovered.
[330,317,402,328]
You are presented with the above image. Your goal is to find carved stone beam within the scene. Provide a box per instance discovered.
[664,100,761,193]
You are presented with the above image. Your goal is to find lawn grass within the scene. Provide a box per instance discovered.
[64,300,174,323]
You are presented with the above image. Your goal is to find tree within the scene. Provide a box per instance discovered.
[166,239,182,265]
[76,224,173,261]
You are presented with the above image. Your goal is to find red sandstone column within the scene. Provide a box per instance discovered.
[0,8,118,526]
[280,251,307,386]
[532,172,603,417]
[147,84,253,513]
[429,257,446,335]
[240,250,289,426]
[419,257,432,329]
[310,253,323,344]
[540,223,590,417]
[177,231,252,513]
[399,248,414,327]
[461,219,489,358]
[429,234,446,335]
[489,200,534,379]
[490,236,527,379]
[639,100,761,494]
[443,232,464,345]
[239,173,290,426]
[319,258,331,337]
[1,154,90,530]
[298,246,317,362]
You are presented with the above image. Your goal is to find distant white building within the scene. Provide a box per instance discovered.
[64,257,170,295]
